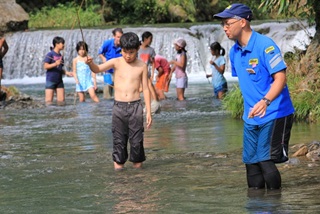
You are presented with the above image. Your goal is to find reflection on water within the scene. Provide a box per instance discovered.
[0,83,320,213]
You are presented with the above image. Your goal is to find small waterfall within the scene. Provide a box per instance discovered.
[2,21,315,82]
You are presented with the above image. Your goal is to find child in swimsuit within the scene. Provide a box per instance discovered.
[73,41,99,103]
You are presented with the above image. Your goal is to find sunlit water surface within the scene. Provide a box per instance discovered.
[0,82,319,214]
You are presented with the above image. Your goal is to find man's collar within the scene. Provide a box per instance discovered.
[235,30,256,52]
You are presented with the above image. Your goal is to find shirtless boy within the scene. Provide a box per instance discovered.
[0,33,9,80]
[87,32,152,170]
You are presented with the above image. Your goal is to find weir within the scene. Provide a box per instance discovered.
[2,21,315,81]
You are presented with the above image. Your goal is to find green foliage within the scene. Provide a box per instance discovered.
[259,0,315,24]
[29,2,103,29]
[286,72,320,123]
[25,0,316,26]
[222,73,320,123]
[222,84,243,119]
[17,0,102,13]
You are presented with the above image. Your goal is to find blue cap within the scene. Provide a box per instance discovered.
[213,3,253,21]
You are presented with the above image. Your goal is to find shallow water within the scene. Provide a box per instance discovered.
[0,82,320,214]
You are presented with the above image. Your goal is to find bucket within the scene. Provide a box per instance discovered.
[103,73,113,85]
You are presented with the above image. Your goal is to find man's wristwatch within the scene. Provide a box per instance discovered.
[262,97,271,106]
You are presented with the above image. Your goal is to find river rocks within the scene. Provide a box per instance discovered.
[0,86,44,109]
[291,141,320,162]
[0,93,45,109]
[305,141,320,161]
[292,145,308,157]
[0,0,29,32]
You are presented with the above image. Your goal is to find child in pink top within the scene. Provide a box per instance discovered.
[170,38,188,101]
[154,55,171,100]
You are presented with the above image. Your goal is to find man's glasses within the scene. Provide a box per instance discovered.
[220,19,242,28]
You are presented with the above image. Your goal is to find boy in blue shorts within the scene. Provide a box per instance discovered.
[87,32,152,170]
[214,3,294,190]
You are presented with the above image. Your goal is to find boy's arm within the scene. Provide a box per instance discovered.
[44,53,60,70]
[87,56,115,73]
[1,39,8,57]
[142,64,152,129]
[62,57,73,77]
[157,67,164,76]
[63,69,73,77]
[0,38,4,49]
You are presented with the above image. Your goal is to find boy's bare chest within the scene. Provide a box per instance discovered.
[115,65,142,80]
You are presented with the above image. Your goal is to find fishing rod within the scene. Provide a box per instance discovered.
[73,0,87,105]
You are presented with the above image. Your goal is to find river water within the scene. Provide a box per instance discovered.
[0,81,319,214]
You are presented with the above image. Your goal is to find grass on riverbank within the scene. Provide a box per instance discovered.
[222,66,320,123]
[28,2,103,29]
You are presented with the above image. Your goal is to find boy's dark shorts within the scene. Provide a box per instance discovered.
[45,81,64,89]
[112,99,146,164]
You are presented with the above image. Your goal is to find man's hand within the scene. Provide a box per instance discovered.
[248,100,268,118]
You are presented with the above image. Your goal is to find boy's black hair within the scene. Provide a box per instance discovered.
[76,41,88,52]
[120,32,140,50]
[53,36,65,46]
[50,36,65,50]
[141,31,153,42]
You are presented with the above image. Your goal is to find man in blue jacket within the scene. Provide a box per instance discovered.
[214,3,294,190]
[98,28,123,99]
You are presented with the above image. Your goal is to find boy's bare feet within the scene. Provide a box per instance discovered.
[133,162,143,169]
[114,162,125,171]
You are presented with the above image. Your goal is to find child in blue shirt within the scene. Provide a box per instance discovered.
[206,42,228,99]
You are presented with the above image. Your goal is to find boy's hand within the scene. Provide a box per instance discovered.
[55,59,63,66]
[146,113,152,129]
[85,56,93,65]
[66,71,73,77]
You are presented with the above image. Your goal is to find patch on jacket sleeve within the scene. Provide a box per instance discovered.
[265,46,275,54]
[269,53,283,69]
